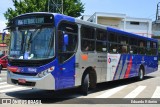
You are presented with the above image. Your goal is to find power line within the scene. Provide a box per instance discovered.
[48,0,63,14]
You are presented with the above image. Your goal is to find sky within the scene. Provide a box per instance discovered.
[0,0,159,32]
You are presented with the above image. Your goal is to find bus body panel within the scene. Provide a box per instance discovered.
[54,13,75,27]
[7,58,59,90]
[7,13,158,91]
[56,56,76,90]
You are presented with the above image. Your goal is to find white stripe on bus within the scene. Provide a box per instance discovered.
[124,86,146,98]
[95,85,127,98]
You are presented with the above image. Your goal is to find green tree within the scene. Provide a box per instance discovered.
[62,0,85,17]
[4,0,84,22]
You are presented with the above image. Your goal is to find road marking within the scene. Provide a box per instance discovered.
[124,86,146,98]
[152,86,160,98]
[0,82,7,85]
[95,85,127,98]
[0,87,29,93]
[0,84,14,89]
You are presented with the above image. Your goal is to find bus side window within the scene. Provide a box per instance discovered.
[82,40,95,51]
[81,25,95,52]
[129,37,138,54]
[96,29,107,52]
[138,40,146,55]
[151,42,158,55]
[122,45,127,53]
[109,43,117,53]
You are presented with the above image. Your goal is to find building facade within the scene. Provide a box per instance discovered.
[81,12,152,38]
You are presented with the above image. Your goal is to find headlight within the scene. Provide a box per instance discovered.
[38,66,55,78]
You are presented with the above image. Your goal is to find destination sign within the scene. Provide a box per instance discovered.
[17,17,44,25]
[13,14,54,26]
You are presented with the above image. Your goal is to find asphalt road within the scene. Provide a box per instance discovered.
[0,68,160,106]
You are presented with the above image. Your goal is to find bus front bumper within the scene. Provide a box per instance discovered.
[7,71,55,90]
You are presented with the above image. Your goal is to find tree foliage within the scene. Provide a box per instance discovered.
[63,0,84,17]
[4,0,84,21]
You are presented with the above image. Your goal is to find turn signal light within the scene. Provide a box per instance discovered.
[7,66,19,72]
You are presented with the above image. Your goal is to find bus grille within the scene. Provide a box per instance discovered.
[12,72,38,76]
[11,79,36,86]
[8,58,54,67]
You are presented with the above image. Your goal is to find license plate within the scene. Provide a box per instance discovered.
[18,79,26,84]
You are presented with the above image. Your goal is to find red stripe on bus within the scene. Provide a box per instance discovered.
[124,57,132,78]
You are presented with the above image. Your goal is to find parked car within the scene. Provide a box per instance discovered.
[0,55,8,70]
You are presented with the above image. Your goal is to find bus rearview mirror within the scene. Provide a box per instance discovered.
[64,34,69,45]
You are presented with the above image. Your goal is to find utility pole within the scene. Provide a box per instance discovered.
[152,2,160,39]
[48,0,63,14]
[156,2,160,21]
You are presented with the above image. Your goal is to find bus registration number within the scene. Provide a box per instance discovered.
[18,79,26,84]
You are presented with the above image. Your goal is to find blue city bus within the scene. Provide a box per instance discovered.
[7,12,158,95]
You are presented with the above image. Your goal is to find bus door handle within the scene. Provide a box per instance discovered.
[60,68,66,71]
[141,61,145,63]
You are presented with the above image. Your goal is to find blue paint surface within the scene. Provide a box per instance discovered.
[53,13,75,27]
[114,54,158,79]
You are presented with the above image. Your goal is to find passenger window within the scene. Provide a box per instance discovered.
[118,44,128,54]
[108,32,117,42]
[109,43,118,53]
[138,40,146,55]
[138,40,146,47]
[129,38,137,46]
[96,41,107,52]
[96,29,107,52]
[129,46,138,54]
[151,42,157,55]
[82,40,95,51]
[146,41,152,55]
[96,29,107,40]
[81,26,95,39]
[118,35,128,44]
[81,26,95,52]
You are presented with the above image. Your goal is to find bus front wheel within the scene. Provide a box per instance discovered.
[81,73,89,95]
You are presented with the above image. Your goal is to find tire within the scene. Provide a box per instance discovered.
[138,67,144,80]
[81,73,89,95]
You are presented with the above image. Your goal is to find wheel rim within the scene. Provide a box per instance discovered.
[140,69,143,79]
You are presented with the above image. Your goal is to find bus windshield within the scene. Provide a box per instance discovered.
[9,26,54,60]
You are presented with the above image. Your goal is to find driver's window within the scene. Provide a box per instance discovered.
[58,21,78,63]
